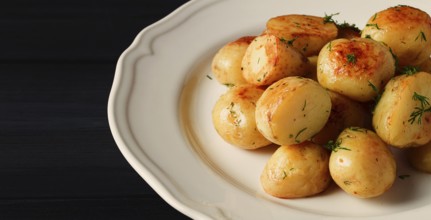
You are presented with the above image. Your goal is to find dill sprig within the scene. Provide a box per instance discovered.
[401,66,420,76]
[323,12,340,24]
[409,92,431,124]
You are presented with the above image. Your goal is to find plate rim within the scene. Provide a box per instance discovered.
[107,0,213,219]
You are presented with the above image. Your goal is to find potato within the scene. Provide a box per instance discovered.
[311,91,371,145]
[260,141,331,198]
[265,14,338,56]
[418,57,431,73]
[305,56,318,81]
[211,36,256,86]
[317,38,395,102]
[336,22,361,39]
[361,5,431,66]
[255,76,331,146]
[329,127,396,198]
[373,72,431,148]
[241,34,310,86]
[407,141,431,173]
[212,85,272,149]
[361,5,431,67]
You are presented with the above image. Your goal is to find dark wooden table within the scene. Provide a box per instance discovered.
[0,0,190,219]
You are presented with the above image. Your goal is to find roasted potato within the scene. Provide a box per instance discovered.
[212,85,272,149]
[373,72,431,148]
[329,127,396,198]
[311,91,371,145]
[407,141,431,173]
[265,14,338,56]
[361,5,431,67]
[255,76,331,146]
[241,34,310,86]
[211,36,256,86]
[260,141,331,198]
[317,38,395,102]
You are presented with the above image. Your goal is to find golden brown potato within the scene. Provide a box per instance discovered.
[361,5,431,67]
[373,72,431,148]
[311,91,372,145]
[317,38,395,102]
[265,14,338,56]
[211,36,256,86]
[212,85,272,149]
[329,127,396,198]
[260,141,331,198]
[407,141,431,173]
[255,76,331,146]
[241,34,310,86]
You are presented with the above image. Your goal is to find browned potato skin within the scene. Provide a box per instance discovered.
[311,91,371,145]
[317,38,395,102]
[407,141,431,173]
[373,72,431,148]
[212,85,272,149]
[211,36,256,86]
[266,14,338,56]
[329,128,396,198]
[241,34,310,86]
[361,5,431,67]
[260,141,331,198]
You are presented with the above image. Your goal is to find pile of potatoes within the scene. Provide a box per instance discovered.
[210,5,431,199]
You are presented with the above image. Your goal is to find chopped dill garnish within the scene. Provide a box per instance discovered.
[409,92,431,124]
[324,139,350,152]
[401,66,420,76]
[366,23,381,30]
[346,54,357,64]
[415,31,427,42]
[302,100,307,111]
[295,128,307,143]
[280,37,297,47]
[323,12,340,24]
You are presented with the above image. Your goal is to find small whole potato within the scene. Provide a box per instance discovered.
[373,72,431,148]
[241,34,310,86]
[212,85,272,149]
[317,38,395,102]
[265,14,338,56]
[255,76,331,146]
[211,36,256,86]
[311,91,371,145]
[361,5,431,67]
[407,141,431,173]
[260,141,331,198]
[329,127,396,198]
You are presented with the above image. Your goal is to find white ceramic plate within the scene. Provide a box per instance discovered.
[108,0,431,219]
